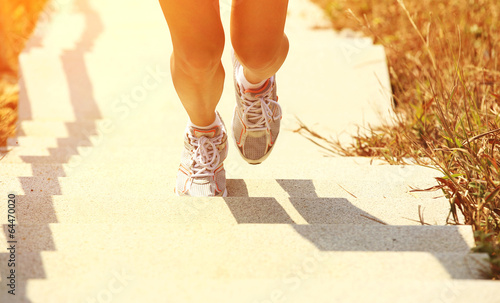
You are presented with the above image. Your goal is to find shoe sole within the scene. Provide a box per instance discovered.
[232,136,276,165]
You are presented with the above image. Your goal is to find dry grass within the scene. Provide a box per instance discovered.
[0,0,48,146]
[0,76,19,146]
[301,0,500,278]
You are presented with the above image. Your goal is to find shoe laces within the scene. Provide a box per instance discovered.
[188,132,223,178]
[238,82,282,130]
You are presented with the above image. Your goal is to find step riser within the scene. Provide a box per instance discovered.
[2,279,498,303]
[0,175,444,197]
[1,144,439,183]
[0,251,487,281]
[0,224,476,253]
[0,195,450,226]
[0,164,441,192]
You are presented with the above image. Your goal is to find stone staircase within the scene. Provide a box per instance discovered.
[1,0,499,302]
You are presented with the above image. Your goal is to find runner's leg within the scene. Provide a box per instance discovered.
[158,0,225,126]
[230,0,289,84]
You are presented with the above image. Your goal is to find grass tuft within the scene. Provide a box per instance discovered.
[304,0,500,278]
[0,0,48,145]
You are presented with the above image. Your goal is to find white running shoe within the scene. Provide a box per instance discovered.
[232,53,282,164]
[175,112,228,197]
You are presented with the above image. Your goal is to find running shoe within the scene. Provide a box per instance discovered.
[232,53,282,164]
[176,112,228,197]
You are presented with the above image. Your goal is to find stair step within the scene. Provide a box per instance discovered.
[13,98,301,135]
[10,114,298,142]
[0,192,450,225]
[0,224,487,281]
[13,118,184,133]
[0,173,443,197]
[6,120,324,170]
[0,250,487,282]
[0,145,178,166]
[10,119,184,147]
[2,279,498,303]
[18,50,178,122]
[1,152,441,181]
[1,224,476,252]
[15,120,104,137]
[7,135,177,148]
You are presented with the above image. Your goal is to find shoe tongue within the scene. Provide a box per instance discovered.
[244,79,271,96]
[190,127,218,139]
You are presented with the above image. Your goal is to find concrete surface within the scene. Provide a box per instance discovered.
[0,0,497,302]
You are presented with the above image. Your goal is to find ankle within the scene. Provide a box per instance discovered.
[237,66,267,90]
[188,112,220,129]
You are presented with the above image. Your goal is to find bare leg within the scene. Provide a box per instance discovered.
[230,0,289,84]
[158,0,225,126]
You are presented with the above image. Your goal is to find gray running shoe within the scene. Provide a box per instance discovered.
[232,54,282,164]
[176,112,228,197]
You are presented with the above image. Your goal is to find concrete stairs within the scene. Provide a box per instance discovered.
[1,0,499,302]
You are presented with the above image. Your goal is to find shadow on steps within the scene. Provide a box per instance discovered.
[226,178,388,225]
[224,178,488,280]
[0,0,103,301]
